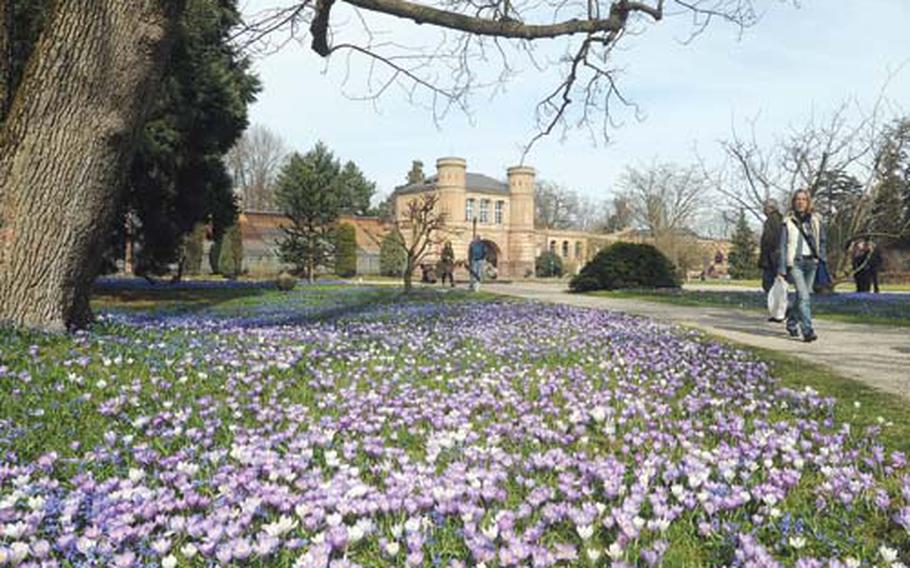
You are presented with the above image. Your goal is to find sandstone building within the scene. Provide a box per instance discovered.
[236,156,730,279]
[392,157,624,278]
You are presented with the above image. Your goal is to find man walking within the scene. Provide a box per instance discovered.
[759,199,783,293]
[469,235,486,292]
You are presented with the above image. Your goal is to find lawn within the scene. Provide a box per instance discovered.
[597,288,910,327]
[687,280,910,293]
[0,282,908,567]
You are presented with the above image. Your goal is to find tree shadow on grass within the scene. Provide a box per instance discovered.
[91,284,269,315]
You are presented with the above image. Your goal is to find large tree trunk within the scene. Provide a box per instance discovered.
[0,0,11,118]
[0,0,183,331]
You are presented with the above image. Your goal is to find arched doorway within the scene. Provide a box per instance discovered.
[481,239,501,267]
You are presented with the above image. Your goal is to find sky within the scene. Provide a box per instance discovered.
[241,0,910,204]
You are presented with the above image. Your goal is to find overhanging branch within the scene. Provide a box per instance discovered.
[310,0,664,57]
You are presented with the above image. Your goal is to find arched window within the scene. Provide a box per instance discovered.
[575,241,582,259]
[549,240,556,253]
[562,241,569,257]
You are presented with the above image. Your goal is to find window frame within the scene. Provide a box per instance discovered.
[479,199,490,223]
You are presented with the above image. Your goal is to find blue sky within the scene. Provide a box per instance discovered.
[243,0,910,203]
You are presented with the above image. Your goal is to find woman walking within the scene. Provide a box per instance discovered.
[779,190,826,342]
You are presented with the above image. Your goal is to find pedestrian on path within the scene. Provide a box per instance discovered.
[469,235,486,292]
[868,241,883,294]
[852,240,870,293]
[779,189,826,343]
[439,241,456,288]
[759,198,783,293]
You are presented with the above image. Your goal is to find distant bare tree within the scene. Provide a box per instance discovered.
[705,96,909,284]
[227,124,288,212]
[619,162,708,276]
[535,181,581,230]
[396,191,448,292]
[620,162,706,236]
[574,195,612,232]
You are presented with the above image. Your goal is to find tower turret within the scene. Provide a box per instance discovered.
[506,165,536,277]
[435,157,467,221]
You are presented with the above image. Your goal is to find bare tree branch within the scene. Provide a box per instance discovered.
[235,0,764,153]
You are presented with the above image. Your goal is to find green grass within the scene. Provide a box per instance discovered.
[687,278,763,288]
[687,278,910,293]
[91,285,268,312]
[592,289,910,327]
[728,342,910,455]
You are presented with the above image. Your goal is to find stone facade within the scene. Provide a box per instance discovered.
[394,157,601,278]
[233,156,731,279]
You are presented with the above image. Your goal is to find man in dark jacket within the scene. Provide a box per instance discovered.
[758,199,783,293]
[468,235,486,292]
[868,241,883,294]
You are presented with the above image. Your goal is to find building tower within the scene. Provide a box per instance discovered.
[435,157,467,223]
[506,165,536,277]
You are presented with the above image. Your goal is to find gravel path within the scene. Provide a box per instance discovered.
[485,281,910,399]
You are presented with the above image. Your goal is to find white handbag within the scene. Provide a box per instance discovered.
[767,276,788,321]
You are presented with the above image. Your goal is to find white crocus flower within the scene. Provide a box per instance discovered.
[880,545,898,563]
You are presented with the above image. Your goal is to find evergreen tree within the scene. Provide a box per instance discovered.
[216,224,243,278]
[728,210,759,279]
[334,223,358,277]
[275,145,342,281]
[182,223,207,275]
[369,194,396,221]
[535,251,563,278]
[127,0,259,276]
[813,171,865,275]
[872,118,910,244]
[337,161,376,216]
[379,230,407,277]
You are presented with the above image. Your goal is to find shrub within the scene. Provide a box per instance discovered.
[535,250,563,278]
[379,230,406,277]
[183,223,206,275]
[276,271,297,291]
[208,235,220,274]
[334,223,357,278]
[570,242,679,292]
[217,225,243,279]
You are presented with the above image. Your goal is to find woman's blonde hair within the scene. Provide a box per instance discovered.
[790,189,814,213]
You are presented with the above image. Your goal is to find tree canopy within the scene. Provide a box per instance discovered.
[125,0,259,276]
[728,210,758,279]
[275,144,344,281]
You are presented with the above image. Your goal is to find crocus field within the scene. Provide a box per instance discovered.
[1,284,908,567]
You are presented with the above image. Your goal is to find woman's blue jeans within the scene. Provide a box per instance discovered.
[786,258,818,335]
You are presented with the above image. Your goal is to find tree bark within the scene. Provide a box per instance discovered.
[403,263,413,292]
[0,0,11,119]
[0,0,183,331]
